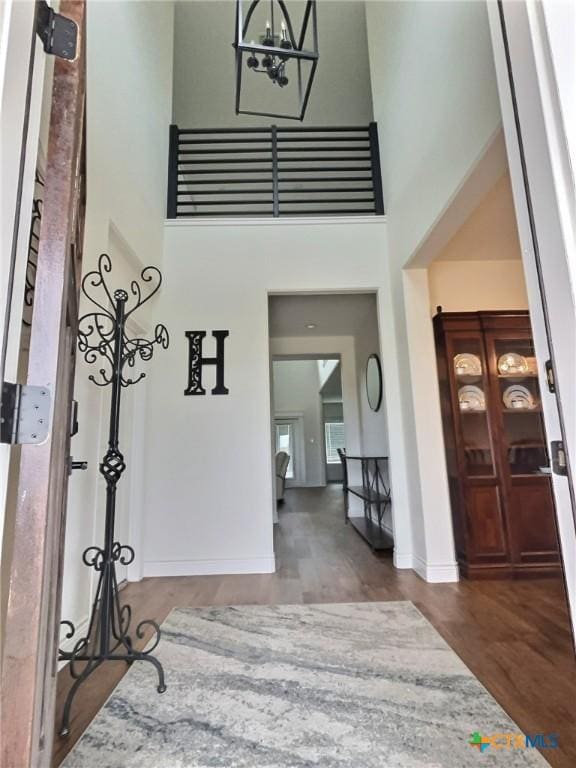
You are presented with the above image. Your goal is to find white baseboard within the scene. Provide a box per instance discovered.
[143,556,276,577]
[393,551,414,569]
[413,555,459,583]
[391,552,459,582]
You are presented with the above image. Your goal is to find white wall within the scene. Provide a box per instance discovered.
[367,1,501,265]
[60,1,174,644]
[429,260,529,314]
[366,0,503,581]
[542,0,575,183]
[427,169,529,313]
[354,301,388,456]
[141,217,404,576]
[272,360,324,487]
[540,0,576,295]
[173,0,373,127]
[353,304,391,531]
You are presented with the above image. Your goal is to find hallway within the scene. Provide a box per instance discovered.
[54,487,575,767]
[273,485,396,603]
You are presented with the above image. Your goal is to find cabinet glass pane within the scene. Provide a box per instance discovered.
[494,338,549,476]
[452,338,494,477]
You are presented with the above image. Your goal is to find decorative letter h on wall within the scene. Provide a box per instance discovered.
[184,330,229,395]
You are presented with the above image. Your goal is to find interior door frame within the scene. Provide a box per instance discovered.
[1,3,87,766]
[274,413,306,485]
[0,1,48,558]
[123,313,148,584]
[487,0,576,637]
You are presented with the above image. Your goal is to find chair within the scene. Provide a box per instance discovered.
[337,448,348,491]
[275,451,290,501]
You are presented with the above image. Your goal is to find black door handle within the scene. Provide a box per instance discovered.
[69,459,88,475]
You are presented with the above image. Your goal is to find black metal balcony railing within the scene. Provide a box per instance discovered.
[167,123,384,218]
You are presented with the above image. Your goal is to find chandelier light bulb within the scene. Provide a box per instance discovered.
[280,21,292,52]
[263,18,273,45]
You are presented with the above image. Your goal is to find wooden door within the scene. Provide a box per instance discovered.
[1,3,86,766]
[444,326,509,575]
[484,322,561,575]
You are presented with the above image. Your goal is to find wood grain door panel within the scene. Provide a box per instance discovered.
[509,477,561,565]
[1,4,86,766]
[465,482,509,562]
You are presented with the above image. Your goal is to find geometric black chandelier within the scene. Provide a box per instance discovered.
[234,0,319,120]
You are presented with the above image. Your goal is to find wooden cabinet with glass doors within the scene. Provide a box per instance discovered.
[433,310,561,579]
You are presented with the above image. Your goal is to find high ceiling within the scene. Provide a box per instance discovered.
[269,293,376,337]
[173,1,373,128]
[437,172,522,262]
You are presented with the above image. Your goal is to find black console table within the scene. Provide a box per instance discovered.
[341,454,393,551]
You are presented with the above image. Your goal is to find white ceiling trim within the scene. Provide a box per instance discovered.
[165,216,387,228]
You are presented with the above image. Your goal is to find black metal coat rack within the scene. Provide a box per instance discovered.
[59,253,169,736]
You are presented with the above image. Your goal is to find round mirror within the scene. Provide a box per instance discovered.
[366,354,383,411]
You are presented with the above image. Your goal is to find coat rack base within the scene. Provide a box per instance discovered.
[58,542,166,737]
[58,649,166,737]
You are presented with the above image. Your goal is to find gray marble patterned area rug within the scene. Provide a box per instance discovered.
[63,602,550,768]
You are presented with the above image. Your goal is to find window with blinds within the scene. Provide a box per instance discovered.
[325,422,345,463]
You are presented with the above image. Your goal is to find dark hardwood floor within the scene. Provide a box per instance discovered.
[53,486,575,768]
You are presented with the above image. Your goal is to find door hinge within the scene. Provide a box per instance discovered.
[36,0,78,61]
[1,382,51,445]
[551,440,568,477]
[70,399,79,437]
[545,359,556,393]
